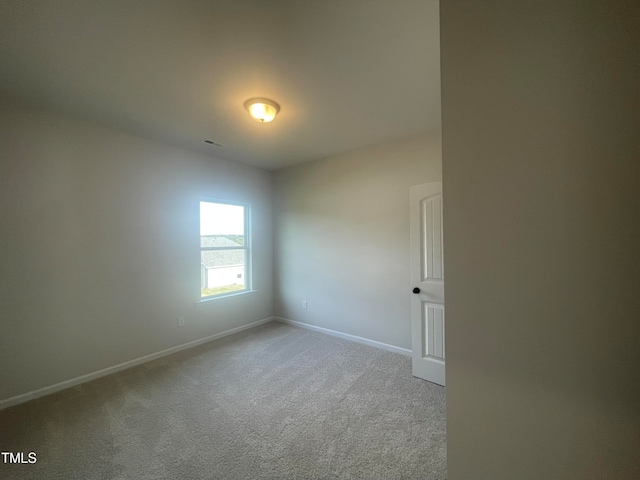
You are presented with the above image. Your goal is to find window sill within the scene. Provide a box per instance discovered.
[194,289,257,306]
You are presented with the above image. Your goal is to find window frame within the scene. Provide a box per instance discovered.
[198,198,252,303]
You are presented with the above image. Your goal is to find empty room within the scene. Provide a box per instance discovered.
[1,1,638,480]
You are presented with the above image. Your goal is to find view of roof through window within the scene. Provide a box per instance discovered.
[200,201,248,299]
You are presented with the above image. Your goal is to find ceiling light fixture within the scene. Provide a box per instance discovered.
[244,98,280,123]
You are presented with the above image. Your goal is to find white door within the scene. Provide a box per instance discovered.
[410,182,445,386]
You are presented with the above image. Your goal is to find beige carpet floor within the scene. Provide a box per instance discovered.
[0,322,446,479]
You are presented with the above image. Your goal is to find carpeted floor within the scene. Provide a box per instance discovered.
[0,322,446,479]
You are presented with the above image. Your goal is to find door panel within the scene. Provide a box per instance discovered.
[411,182,445,386]
[422,194,443,281]
[424,303,445,359]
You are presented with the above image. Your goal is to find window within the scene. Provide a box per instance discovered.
[199,200,250,299]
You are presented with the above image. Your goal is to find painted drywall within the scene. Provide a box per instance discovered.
[441,1,640,479]
[0,100,273,402]
[273,133,442,350]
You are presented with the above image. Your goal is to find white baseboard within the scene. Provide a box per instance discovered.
[1,316,410,410]
[0,316,275,411]
[274,317,412,357]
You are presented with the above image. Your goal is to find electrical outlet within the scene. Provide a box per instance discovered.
[302,300,308,309]
[178,316,186,327]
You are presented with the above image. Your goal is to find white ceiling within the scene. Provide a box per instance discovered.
[0,0,441,170]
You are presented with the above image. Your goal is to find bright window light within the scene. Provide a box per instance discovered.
[199,201,250,299]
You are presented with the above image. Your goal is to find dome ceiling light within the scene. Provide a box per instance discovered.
[244,98,280,123]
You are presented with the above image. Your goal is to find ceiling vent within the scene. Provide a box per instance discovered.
[203,139,223,147]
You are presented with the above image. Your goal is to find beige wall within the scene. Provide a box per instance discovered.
[441,1,640,478]
[273,133,442,350]
[0,102,273,402]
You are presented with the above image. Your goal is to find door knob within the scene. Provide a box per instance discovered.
[412,287,420,294]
